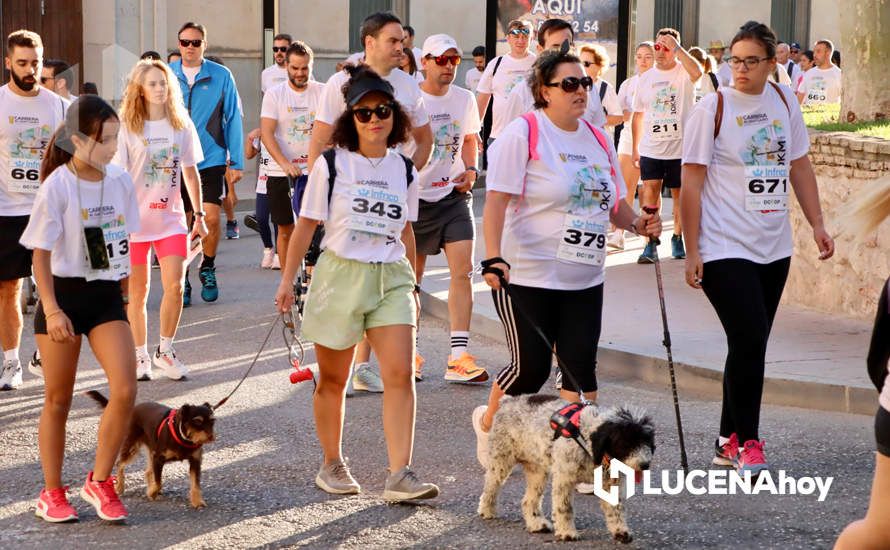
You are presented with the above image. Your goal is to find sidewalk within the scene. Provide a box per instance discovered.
[419,189,878,415]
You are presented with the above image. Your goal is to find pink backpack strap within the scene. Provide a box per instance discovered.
[580,119,621,213]
[521,112,540,160]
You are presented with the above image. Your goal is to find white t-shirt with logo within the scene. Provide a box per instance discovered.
[487,110,624,290]
[317,68,429,130]
[616,73,641,155]
[417,86,481,202]
[476,53,536,138]
[20,164,141,281]
[261,64,288,93]
[682,84,808,264]
[300,148,419,263]
[0,85,66,216]
[716,62,733,87]
[596,78,623,119]
[632,63,696,160]
[114,118,203,242]
[465,67,483,92]
[798,65,842,107]
[261,80,324,176]
[502,77,607,133]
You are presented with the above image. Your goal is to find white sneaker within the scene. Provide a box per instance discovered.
[28,351,43,379]
[271,254,281,270]
[136,354,152,381]
[0,359,23,390]
[472,405,490,468]
[576,483,596,494]
[261,248,274,269]
[352,363,384,393]
[153,347,188,380]
[606,230,625,250]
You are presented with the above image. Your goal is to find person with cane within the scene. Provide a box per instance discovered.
[681,21,834,476]
[471,48,661,468]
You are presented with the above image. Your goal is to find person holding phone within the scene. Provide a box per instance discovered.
[115,59,207,381]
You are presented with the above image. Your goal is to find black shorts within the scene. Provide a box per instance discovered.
[877,406,890,457]
[0,215,32,281]
[414,189,475,256]
[182,165,227,211]
[34,276,128,336]
[267,176,296,226]
[639,157,682,188]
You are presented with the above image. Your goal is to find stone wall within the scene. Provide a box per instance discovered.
[784,131,890,320]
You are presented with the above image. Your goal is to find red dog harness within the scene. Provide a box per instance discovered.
[157,409,201,449]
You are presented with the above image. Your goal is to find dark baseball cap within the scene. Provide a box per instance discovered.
[344,76,395,107]
[790,42,801,51]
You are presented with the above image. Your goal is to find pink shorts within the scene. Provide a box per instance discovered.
[131,234,188,265]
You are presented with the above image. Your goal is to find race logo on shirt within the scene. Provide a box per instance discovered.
[652,86,678,115]
[11,125,52,160]
[504,73,526,95]
[740,119,789,213]
[736,113,770,127]
[569,165,612,213]
[432,119,462,164]
[145,144,181,187]
[286,111,315,144]
[559,153,589,163]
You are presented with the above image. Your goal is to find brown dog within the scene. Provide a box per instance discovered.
[85,390,215,508]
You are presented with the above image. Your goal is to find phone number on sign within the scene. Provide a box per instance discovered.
[534,19,599,33]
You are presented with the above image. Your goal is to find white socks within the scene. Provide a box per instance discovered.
[135,344,149,359]
[159,336,174,353]
[4,348,19,362]
[450,331,470,358]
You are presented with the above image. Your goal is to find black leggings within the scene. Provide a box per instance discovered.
[701,257,790,443]
[491,283,603,395]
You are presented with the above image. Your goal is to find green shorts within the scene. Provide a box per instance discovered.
[301,250,417,350]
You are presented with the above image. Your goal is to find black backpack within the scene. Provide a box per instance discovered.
[321,148,414,205]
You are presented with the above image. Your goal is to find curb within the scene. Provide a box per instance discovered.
[420,291,877,416]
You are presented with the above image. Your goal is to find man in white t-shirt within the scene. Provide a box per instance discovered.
[402,25,424,74]
[776,42,803,91]
[309,12,432,172]
[499,19,606,130]
[261,41,323,274]
[464,46,486,92]
[632,27,701,262]
[414,34,487,384]
[475,19,536,141]
[0,30,65,390]
[261,33,292,93]
[797,39,842,108]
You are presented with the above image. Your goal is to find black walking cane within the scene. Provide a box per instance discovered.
[641,206,689,473]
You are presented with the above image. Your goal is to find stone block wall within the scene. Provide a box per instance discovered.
[784,131,890,320]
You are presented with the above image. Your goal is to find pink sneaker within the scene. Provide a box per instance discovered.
[712,433,739,467]
[737,439,769,476]
[35,486,78,523]
[80,471,128,521]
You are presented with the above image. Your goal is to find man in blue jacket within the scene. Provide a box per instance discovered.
[170,21,244,304]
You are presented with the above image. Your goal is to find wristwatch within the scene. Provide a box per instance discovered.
[465,166,479,175]
[194,211,206,218]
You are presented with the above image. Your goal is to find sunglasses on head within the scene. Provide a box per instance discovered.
[352,102,394,123]
[427,54,461,66]
[545,75,593,93]
[508,28,531,36]
[272,46,288,53]
[179,39,203,48]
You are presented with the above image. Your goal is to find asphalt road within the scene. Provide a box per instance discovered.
[0,229,878,549]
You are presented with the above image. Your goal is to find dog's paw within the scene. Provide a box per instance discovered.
[190,498,207,509]
[525,517,552,533]
[613,530,633,544]
[478,505,497,520]
[146,486,161,500]
[555,529,581,541]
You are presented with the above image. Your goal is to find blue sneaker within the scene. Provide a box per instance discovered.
[671,234,686,259]
[226,220,239,239]
[199,267,218,302]
[183,278,192,308]
[737,439,769,477]
[637,241,656,264]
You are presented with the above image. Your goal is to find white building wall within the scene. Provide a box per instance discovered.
[808,0,841,51]
[697,0,771,50]
[408,0,486,89]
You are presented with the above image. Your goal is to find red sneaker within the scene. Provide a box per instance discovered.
[80,471,128,521]
[737,439,770,476]
[712,433,739,467]
[35,486,78,523]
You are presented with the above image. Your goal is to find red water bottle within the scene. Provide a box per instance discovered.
[289,358,313,384]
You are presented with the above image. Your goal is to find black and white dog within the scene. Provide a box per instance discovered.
[478,394,655,543]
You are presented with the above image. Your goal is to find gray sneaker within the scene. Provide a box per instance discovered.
[315,459,361,495]
[352,363,384,393]
[0,359,23,390]
[383,467,439,502]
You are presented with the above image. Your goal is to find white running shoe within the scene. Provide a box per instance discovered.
[271,254,281,270]
[136,354,152,381]
[261,248,274,269]
[607,230,625,250]
[153,347,188,380]
[28,351,43,379]
[472,405,490,468]
[352,363,384,392]
[0,359,23,390]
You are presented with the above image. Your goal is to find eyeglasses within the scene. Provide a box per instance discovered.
[581,61,599,68]
[179,39,204,48]
[427,54,461,66]
[272,46,288,53]
[653,43,674,52]
[40,76,54,84]
[508,28,531,36]
[352,103,394,123]
[790,48,800,54]
[728,56,773,69]
[544,76,593,93]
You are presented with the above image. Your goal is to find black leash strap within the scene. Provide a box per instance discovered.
[212,314,283,410]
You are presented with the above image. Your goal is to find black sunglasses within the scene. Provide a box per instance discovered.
[352,103,394,123]
[40,76,54,84]
[179,39,203,48]
[272,46,288,53]
[545,76,593,93]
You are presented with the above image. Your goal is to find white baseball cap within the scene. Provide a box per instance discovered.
[421,34,462,58]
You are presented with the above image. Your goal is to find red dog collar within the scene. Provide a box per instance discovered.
[157,409,202,449]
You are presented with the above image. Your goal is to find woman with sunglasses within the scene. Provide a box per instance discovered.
[681,21,834,476]
[274,65,438,502]
[471,50,662,467]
